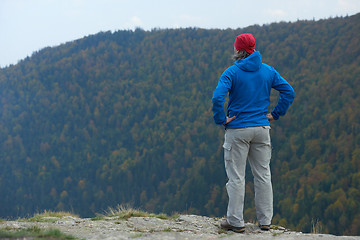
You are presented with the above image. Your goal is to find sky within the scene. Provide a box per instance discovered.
[1,0,359,68]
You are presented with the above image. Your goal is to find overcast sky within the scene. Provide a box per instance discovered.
[1,0,359,67]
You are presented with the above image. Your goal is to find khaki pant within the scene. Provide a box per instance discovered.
[223,126,273,227]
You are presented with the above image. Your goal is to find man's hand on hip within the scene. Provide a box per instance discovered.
[223,116,236,126]
[266,113,275,122]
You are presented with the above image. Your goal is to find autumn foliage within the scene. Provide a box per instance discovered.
[0,14,359,235]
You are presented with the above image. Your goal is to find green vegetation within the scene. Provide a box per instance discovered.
[0,226,77,239]
[0,13,359,236]
[130,233,144,238]
[90,216,106,221]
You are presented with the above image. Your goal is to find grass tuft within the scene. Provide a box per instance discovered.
[105,204,179,220]
[311,219,323,234]
[0,225,77,239]
[130,233,144,238]
[90,215,106,221]
[23,210,79,223]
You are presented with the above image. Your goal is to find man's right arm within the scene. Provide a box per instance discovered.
[212,73,232,125]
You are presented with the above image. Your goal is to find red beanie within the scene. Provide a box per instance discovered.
[234,33,256,54]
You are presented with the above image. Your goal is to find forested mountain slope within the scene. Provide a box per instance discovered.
[0,13,359,236]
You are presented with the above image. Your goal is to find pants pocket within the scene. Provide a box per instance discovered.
[223,143,232,161]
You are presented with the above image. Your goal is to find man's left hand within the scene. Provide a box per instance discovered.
[223,116,236,126]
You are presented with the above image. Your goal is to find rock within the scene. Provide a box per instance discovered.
[1,215,360,239]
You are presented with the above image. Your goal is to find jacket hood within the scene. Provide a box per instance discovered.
[235,52,262,72]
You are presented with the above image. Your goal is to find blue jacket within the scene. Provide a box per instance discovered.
[212,52,295,128]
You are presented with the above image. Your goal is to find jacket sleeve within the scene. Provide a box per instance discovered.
[271,70,295,120]
[212,71,232,125]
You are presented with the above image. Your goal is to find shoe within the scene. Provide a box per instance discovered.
[220,219,245,233]
[259,225,270,231]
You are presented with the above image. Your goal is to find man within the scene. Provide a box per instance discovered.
[212,33,295,233]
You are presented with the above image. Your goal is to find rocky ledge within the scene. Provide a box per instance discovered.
[1,215,360,240]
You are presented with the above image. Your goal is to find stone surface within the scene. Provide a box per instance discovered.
[1,215,360,240]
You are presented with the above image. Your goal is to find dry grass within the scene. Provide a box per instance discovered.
[311,219,323,234]
[23,210,79,223]
[104,204,178,221]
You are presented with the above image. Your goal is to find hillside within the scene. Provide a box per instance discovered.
[0,13,359,236]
